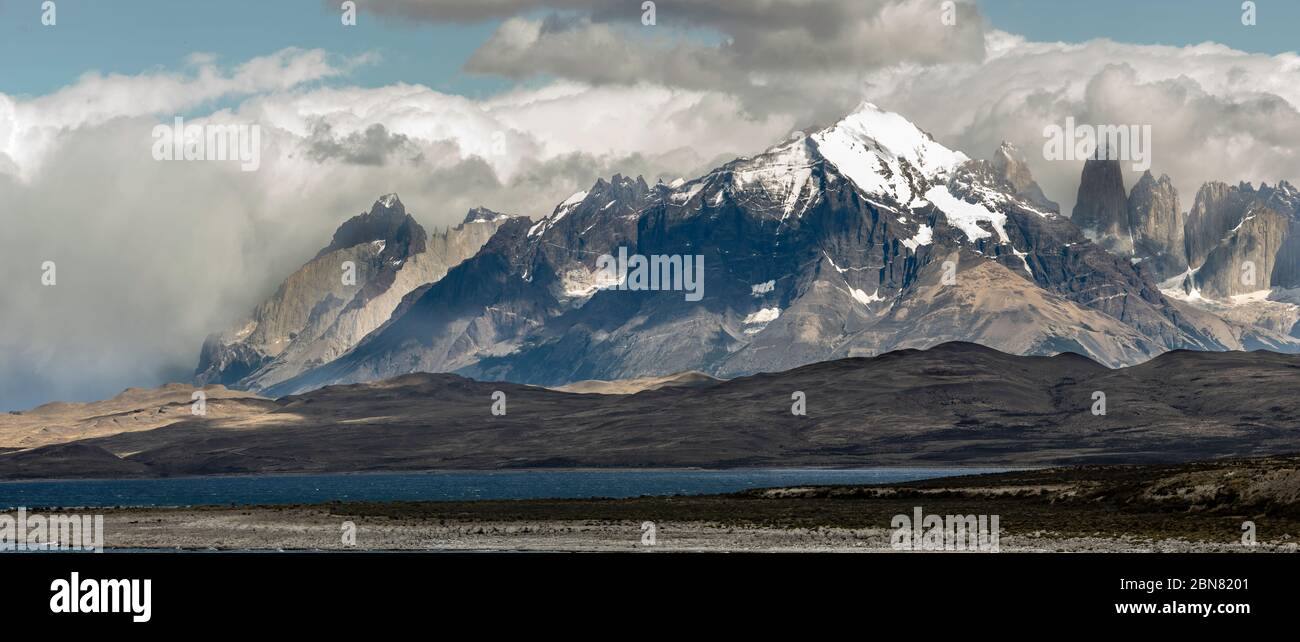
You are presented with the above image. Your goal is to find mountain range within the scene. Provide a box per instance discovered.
[1074,160,1300,329]
[11,101,1290,480]
[193,102,1300,395]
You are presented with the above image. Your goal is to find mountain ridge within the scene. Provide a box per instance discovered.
[195,195,518,391]
[9,342,1300,479]
[213,103,1300,397]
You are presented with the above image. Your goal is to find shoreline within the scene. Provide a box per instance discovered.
[0,464,1029,486]
[8,506,1298,553]
[6,456,1299,553]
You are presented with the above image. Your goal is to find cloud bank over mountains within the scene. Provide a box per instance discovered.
[3,0,1300,409]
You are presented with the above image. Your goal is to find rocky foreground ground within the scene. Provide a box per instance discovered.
[8,455,1300,552]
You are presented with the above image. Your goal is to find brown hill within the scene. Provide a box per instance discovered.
[3,343,1299,479]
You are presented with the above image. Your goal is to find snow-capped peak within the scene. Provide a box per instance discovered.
[659,103,1015,247]
[807,103,1026,245]
[376,193,401,208]
[810,102,968,206]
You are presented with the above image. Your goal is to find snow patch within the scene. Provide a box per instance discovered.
[1228,289,1275,305]
[959,181,1054,219]
[744,307,781,324]
[822,251,878,274]
[1012,248,1033,277]
[560,190,588,207]
[923,185,1008,243]
[850,288,883,305]
[671,182,704,204]
[1160,266,1204,302]
[901,224,933,251]
[560,264,622,300]
[751,280,775,296]
[548,205,574,226]
[730,138,817,219]
[742,307,781,334]
[529,190,591,237]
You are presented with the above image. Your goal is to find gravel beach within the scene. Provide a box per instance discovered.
[54,506,1297,552]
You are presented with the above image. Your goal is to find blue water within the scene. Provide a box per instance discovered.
[0,468,1006,509]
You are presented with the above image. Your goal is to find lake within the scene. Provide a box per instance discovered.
[0,468,1007,509]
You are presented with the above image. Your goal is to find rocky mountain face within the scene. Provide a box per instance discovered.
[1068,159,1300,341]
[1184,182,1255,271]
[1072,157,1132,254]
[1127,171,1185,277]
[989,142,1059,212]
[1261,182,1300,288]
[1158,181,1300,301]
[194,195,513,391]
[1192,201,1289,299]
[261,102,1293,395]
[264,174,656,395]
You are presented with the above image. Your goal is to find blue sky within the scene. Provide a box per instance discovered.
[981,0,1298,53]
[0,0,508,98]
[2,0,1296,99]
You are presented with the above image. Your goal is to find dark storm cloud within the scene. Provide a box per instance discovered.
[303,121,425,166]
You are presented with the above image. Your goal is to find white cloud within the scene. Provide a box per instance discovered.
[0,48,367,181]
[859,32,1300,212]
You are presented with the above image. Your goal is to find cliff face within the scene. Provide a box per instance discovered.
[991,142,1059,212]
[1081,171,1300,305]
[195,196,515,390]
[1258,182,1300,289]
[1169,182,1300,300]
[1193,203,1290,299]
[1127,171,1185,279]
[1072,158,1132,254]
[1184,182,1258,270]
